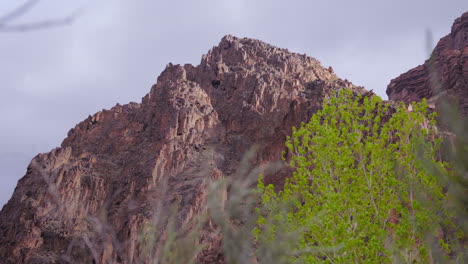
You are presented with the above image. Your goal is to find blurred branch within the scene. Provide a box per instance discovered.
[0,0,81,32]
[0,0,39,23]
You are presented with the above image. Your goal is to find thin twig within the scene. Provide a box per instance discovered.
[0,1,83,32]
[0,0,39,23]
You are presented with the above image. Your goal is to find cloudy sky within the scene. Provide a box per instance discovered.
[0,0,466,207]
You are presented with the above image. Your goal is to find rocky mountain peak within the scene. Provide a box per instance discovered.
[154,35,342,94]
[0,34,365,263]
[201,35,329,74]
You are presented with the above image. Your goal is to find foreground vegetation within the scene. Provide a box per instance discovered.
[155,89,466,264]
[255,89,465,263]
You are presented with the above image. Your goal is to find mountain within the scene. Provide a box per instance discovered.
[387,12,467,115]
[1,11,466,263]
[0,35,365,263]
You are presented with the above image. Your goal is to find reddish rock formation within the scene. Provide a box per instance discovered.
[0,35,365,263]
[387,12,468,115]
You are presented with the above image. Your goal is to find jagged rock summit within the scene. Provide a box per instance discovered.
[0,35,365,263]
[387,11,468,115]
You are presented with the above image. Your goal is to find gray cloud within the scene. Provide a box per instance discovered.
[0,0,466,206]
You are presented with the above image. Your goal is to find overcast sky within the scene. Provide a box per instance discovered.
[0,0,466,207]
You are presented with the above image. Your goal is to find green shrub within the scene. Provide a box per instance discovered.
[255,89,463,263]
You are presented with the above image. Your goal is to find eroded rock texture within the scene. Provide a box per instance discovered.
[0,35,365,263]
[387,12,468,115]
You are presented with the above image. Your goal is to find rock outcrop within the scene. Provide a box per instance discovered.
[386,12,468,115]
[0,35,365,263]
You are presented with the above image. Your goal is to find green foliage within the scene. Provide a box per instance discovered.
[256,89,463,263]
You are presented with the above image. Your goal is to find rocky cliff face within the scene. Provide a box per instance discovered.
[386,12,468,115]
[0,35,365,263]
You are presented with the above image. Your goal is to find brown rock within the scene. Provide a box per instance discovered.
[0,35,367,263]
[386,12,468,115]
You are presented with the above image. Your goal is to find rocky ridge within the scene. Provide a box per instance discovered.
[386,11,467,115]
[0,35,365,263]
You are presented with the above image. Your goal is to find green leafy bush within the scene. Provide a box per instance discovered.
[255,89,463,263]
